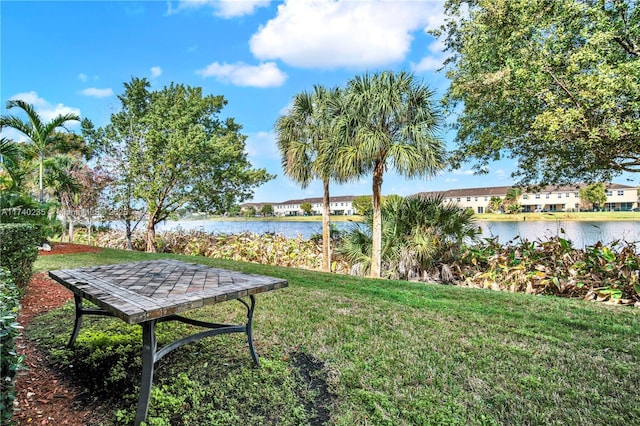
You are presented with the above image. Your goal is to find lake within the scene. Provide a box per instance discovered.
[156,219,640,249]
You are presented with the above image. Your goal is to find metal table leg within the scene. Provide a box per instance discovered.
[79,296,260,426]
[135,320,157,426]
[68,294,113,348]
[239,295,260,367]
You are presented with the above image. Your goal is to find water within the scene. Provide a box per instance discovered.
[477,220,640,249]
[155,218,640,249]
[156,219,352,239]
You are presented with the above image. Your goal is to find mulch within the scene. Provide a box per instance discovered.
[13,243,104,425]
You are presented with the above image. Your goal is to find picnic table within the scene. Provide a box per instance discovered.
[48,259,288,425]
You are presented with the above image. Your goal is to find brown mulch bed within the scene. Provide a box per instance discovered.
[13,243,106,425]
[38,242,103,256]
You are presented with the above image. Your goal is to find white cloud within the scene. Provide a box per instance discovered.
[249,0,444,69]
[453,169,475,176]
[0,128,27,143]
[428,38,446,54]
[412,39,448,72]
[495,169,507,178]
[78,73,88,82]
[167,0,269,18]
[244,131,280,160]
[215,0,270,18]
[80,87,114,98]
[196,61,287,87]
[150,66,162,78]
[278,101,292,116]
[423,7,447,32]
[8,92,81,125]
[445,178,459,182]
[411,56,443,72]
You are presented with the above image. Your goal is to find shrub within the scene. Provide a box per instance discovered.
[93,229,352,274]
[0,268,24,425]
[458,236,640,304]
[0,223,41,290]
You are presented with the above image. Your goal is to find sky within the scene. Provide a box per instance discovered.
[2,0,528,203]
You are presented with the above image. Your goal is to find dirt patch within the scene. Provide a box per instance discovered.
[12,244,106,425]
[290,352,335,425]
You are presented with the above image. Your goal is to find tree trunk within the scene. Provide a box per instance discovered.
[60,210,68,242]
[370,162,384,278]
[125,220,134,251]
[39,153,44,202]
[146,217,157,252]
[68,220,75,243]
[321,179,331,272]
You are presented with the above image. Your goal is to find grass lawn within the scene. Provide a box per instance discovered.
[31,249,640,425]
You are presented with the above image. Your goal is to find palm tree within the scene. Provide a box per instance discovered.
[0,138,21,191]
[335,71,446,278]
[0,100,80,201]
[45,154,81,241]
[275,85,345,272]
[340,194,478,280]
[488,196,503,213]
[0,137,20,165]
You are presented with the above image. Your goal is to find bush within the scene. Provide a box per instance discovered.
[93,229,353,274]
[0,268,24,425]
[0,223,41,290]
[458,236,640,303]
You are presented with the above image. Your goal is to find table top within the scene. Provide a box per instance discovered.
[49,259,288,324]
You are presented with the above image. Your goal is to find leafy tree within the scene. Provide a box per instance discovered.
[437,0,640,185]
[96,78,273,252]
[243,205,257,217]
[45,156,109,243]
[141,82,271,251]
[276,85,346,272]
[228,204,241,216]
[340,194,478,280]
[335,71,446,278]
[260,204,274,216]
[93,78,150,250]
[300,202,313,215]
[579,182,607,210]
[352,195,373,215]
[0,100,79,201]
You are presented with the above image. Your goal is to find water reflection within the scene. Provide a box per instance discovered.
[477,220,640,249]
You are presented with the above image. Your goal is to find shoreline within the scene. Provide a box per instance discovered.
[179,211,639,223]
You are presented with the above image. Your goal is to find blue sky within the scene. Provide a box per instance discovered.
[1,0,522,203]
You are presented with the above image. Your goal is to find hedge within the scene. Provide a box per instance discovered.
[0,223,41,291]
[0,268,24,425]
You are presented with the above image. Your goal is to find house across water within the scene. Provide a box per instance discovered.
[242,183,639,216]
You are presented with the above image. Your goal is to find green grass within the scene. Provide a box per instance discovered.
[30,249,640,425]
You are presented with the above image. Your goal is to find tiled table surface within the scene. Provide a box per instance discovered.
[49,259,288,323]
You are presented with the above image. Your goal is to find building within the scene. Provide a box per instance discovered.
[417,183,639,213]
[243,195,358,216]
[242,183,638,216]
